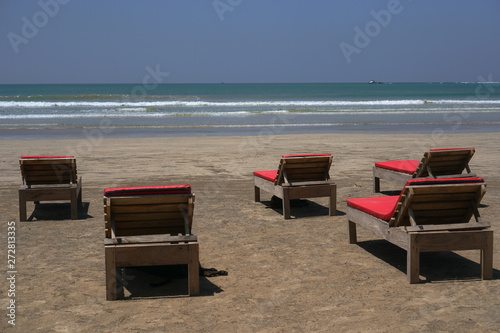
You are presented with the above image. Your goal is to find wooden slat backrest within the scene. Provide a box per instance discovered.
[104,194,194,238]
[413,149,474,178]
[20,158,77,186]
[275,156,332,185]
[389,183,485,228]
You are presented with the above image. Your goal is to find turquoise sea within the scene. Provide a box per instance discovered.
[1,82,500,138]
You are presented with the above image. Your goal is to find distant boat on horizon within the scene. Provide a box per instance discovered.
[368,80,384,84]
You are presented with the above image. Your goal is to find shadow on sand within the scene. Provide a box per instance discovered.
[356,239,500,283]
[24,202,92,221]
[259,197,345,219]
[117,265,226,299]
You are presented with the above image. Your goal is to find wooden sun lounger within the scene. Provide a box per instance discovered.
[373,148,476,192]
[347,177,493,283]
[104,185,199,300]
[19,155,82,221]
[253,154,337,219]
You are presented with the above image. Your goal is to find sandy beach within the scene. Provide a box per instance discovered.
[1,132,499,332]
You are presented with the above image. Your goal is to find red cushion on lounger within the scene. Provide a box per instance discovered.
[253,170,278,182]
[347,196,400,221]
[104,185,191,197]
[282,154,331,158]
[347,177,485,221]
[430,147,475,152]
[374,160,420,174]
[21,155,74,159]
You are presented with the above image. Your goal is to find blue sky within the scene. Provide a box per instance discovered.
[1,0,499,84]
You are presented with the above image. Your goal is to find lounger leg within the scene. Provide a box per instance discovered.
[188,244,200,296]
[348,221,357,244]
[374,176,380,193]
[70,189,78,220]
[77,180,83,205]
[329,183,337,216]
[19,190,27,222]
[254,186,260,202]
[481,231,493,280]
[105,247,118,300]
[407,234,420,284]
[282,188,291,219]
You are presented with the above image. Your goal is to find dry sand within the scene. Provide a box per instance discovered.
[1,132,499,332]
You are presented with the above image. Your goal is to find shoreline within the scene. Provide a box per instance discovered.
[1,122,500,140]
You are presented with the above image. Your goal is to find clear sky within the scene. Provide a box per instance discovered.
[1,0,499,84]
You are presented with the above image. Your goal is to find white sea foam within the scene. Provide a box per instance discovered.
[0,113,165,119]
[2,99,500,109]
[0,99,424,108]
[426,99,500,104]
[118,107,150,112]
[190,111,252,116]
[260,110,291,114]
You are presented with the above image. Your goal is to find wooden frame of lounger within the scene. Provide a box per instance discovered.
[254,155,337,219]
[19,157,82,221]
[104,192,199,300]
[347,181,493,283]
[373,148,476,192]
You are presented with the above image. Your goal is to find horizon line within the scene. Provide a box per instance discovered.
[2,81,498,85]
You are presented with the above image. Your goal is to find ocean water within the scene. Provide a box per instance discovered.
[1,82,500,138]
